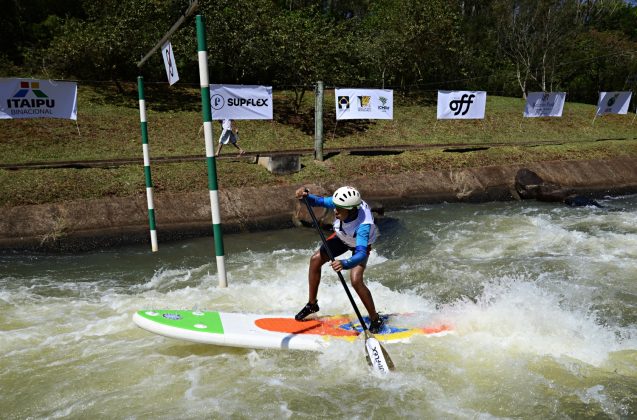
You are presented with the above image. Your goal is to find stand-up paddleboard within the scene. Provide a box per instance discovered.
[133,310,452,351]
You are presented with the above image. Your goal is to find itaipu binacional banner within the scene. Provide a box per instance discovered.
[437,91,486,119]
[0,78,78,120]
[335,88,393,120]
[524,92,566,117]
[596,91,632,116]
[210,84,273,120]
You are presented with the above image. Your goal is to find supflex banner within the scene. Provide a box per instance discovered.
[335,89,393,120]
[0,78,78,120]
[596,91,632,115]
[437,91,486,119]
[524,92,566,117]
[161,41,179,86]
[210,84,273,120]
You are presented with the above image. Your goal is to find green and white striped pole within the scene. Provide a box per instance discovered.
[196,15,227,287]
[137,76,158,252]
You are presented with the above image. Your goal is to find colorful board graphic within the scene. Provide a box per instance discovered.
[133,310,452,351]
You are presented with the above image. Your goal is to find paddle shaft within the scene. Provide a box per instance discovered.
[302,195,370,332]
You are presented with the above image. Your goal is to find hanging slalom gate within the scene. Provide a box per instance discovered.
[135,1,228,287]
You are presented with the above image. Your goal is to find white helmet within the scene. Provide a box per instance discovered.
[332,186,362,209]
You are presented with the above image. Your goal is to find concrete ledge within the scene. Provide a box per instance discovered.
[2,157,637,252]
[258,154,301,175]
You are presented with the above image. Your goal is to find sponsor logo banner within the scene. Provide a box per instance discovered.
[210,84,273,120]
[524,92,566,117]
[161,41,179,86]
[437,91,486,120]
[596,91,632,115]
[335,88,393,120]
[0,78,78,120]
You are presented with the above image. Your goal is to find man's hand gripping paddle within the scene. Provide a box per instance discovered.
[301,190,394,375]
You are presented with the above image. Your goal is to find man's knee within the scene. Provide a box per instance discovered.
[310,251,327,267]
[350,272,364,288]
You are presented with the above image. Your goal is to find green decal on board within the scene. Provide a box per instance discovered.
[137,310,224,334]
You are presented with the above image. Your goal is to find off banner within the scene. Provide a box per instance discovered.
[0,78,77,120]
[524,92,566,118]
[161,41,179,86]
[210,84,273,120]
[335,88,393,120]
[437,91,486,119]
[596,91,632,115]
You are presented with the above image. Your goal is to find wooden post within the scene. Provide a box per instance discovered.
[314,81,324,161]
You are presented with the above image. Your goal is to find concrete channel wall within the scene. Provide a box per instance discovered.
[1,157,637,252]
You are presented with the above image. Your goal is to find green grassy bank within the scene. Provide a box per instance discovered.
[1,82,636,207]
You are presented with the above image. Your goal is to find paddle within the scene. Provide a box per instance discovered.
[301,191,395,374]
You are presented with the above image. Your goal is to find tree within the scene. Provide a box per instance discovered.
[493,0,626,97]
[41,0,177,84]
[3,0,633,104]
[0,0,84,71]
[563,29,637,103]
[260,6,358,111]
[358,0,464,89]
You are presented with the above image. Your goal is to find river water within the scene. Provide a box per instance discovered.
[1,196,637,419]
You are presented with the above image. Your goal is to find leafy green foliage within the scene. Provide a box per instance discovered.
[40,0,177,82]
[359,0,464,89]
[0,0,635,102]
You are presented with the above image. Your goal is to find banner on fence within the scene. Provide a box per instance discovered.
[210,84,273,120]
[161,41,179,86]
[596,91,632,115]
[524,92,566,117]
[335,88,393,120]
[0,78,77,120]
[437,91,486,119]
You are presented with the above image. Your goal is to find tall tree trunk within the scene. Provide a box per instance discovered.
[293,86,306,114]
[516,64,527,99]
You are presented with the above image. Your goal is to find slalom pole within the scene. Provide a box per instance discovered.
[196,15,227,287]
[137,76,158,252]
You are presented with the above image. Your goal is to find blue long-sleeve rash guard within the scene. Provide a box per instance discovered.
[306,194,371,269]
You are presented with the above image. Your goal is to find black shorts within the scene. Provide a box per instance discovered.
[319,233,371,264]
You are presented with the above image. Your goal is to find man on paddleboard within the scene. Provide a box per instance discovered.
[295,186,384,333]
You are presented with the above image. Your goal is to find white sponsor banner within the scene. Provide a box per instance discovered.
[210,84,273,120]
[0,78,78,120]
[335,88,393,120]
[596,91,632,115]
[437,91,486,120]
[524,92,566,117]
[161,41,179,86]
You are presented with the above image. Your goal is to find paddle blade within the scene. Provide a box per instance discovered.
[364,333,395,374]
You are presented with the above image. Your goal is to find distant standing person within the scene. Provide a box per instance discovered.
[215,119,246,157]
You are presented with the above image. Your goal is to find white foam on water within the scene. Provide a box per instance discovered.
[438,276,637,367]
[2,199,637,418]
